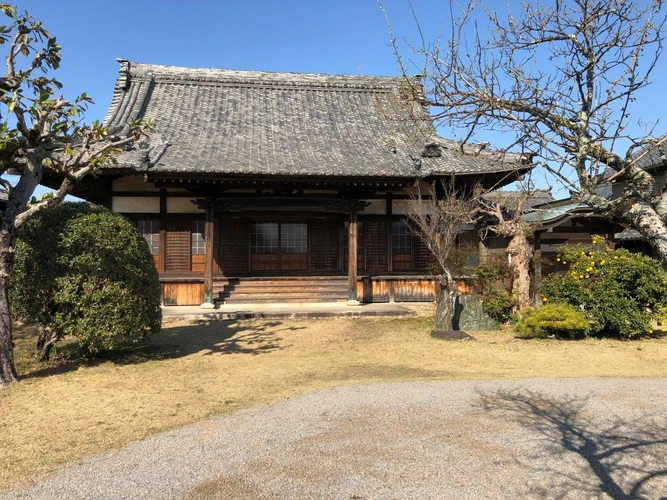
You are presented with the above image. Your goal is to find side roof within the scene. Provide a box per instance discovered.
[633,136,667,171]
[103,60,530,179]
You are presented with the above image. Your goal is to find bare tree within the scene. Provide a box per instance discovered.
[383,0,667,264]
[408,181,479,331]
[0,5,150,386]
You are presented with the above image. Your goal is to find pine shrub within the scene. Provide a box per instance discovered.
[514,304,589,338]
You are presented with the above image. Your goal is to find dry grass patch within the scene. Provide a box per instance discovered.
[2,316,667,492]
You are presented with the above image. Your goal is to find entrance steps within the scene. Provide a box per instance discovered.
[213,277,349,304]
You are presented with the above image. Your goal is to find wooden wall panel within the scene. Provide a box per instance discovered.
[281,253,308,271]
[310,219,339,271]
[366,278,437,302]
[165,220,191,272]
[191,254,205,272]
[392,254,412,271]
[219,217,250,274]
[250,253,278,271]
[371,280,390,302]
[393,279,436,302]
[162,282,204,306]
[365,220,388,272]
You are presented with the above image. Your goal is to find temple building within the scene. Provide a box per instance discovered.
[71,60,531,306]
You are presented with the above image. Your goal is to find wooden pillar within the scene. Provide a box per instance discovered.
[607,229,616,250]
[347,206,359,305]
[201,199,215,309]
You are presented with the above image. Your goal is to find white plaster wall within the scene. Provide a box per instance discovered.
[167,198,204,213]
[112,196,159,213]
[393,199,432,215]
[393,199,410,215]
[361,199,386,215]
[112,176,158,192]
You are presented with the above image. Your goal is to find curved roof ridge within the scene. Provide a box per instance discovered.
[118,59,405,90]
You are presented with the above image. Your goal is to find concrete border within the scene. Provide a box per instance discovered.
[161,302,434,323]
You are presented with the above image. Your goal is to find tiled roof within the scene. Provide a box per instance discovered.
[614,229,645,241]
[633,136,667,170]
[522,202,587,223]
[102,60,530,179]
[483,189,554,212]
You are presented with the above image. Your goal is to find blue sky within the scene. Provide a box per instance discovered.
[10,0,667,197]
[17,0,437,122]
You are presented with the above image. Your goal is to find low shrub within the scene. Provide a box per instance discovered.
[470,254,512,295]
[482,289,513,324]
[514,304,589,338]
[11,203,162,359]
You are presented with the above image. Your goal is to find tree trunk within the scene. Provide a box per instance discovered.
[622,201,667,266]
[434,278,456,331]
[0,230,18,386]
[507,233,532,311]
[582,193,667,267]
[37,326,56,362]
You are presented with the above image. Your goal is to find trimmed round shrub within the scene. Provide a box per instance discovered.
[10,202,161,358]
[514,304,589,339]
[539,236,667,338]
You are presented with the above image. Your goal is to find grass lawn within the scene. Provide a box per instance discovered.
[2,315,667,492]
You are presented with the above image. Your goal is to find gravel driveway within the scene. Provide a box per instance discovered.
[5,378,667,499]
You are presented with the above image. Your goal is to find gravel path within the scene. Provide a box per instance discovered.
[5,378,667,499]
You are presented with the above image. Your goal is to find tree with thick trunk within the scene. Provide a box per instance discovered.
[382,0,667,264]
[408,181,480,331]
[479,193,541,311]
[0,5,150,386]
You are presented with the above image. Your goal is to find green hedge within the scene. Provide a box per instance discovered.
[11,202,161,358]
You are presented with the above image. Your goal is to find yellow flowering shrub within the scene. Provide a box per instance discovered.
[539,236,667,338]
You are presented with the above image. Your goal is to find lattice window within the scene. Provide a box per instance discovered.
[191,220,205,255]
[365,221,388,271]
[280,222,308,254]
[392,221,412,255]
[310,219,338,271]
[138,220,160,256]
[392,221,413,271]
[251,222,279,254]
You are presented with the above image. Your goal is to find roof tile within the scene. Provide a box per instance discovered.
[103,60,529,179]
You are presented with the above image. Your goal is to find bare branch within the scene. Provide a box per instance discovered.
[387,0,667,265]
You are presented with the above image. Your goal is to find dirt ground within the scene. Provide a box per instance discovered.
[1,316,666,492]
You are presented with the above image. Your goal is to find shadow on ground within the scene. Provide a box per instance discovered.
[19,320,302,380]
[477,389,667,499]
